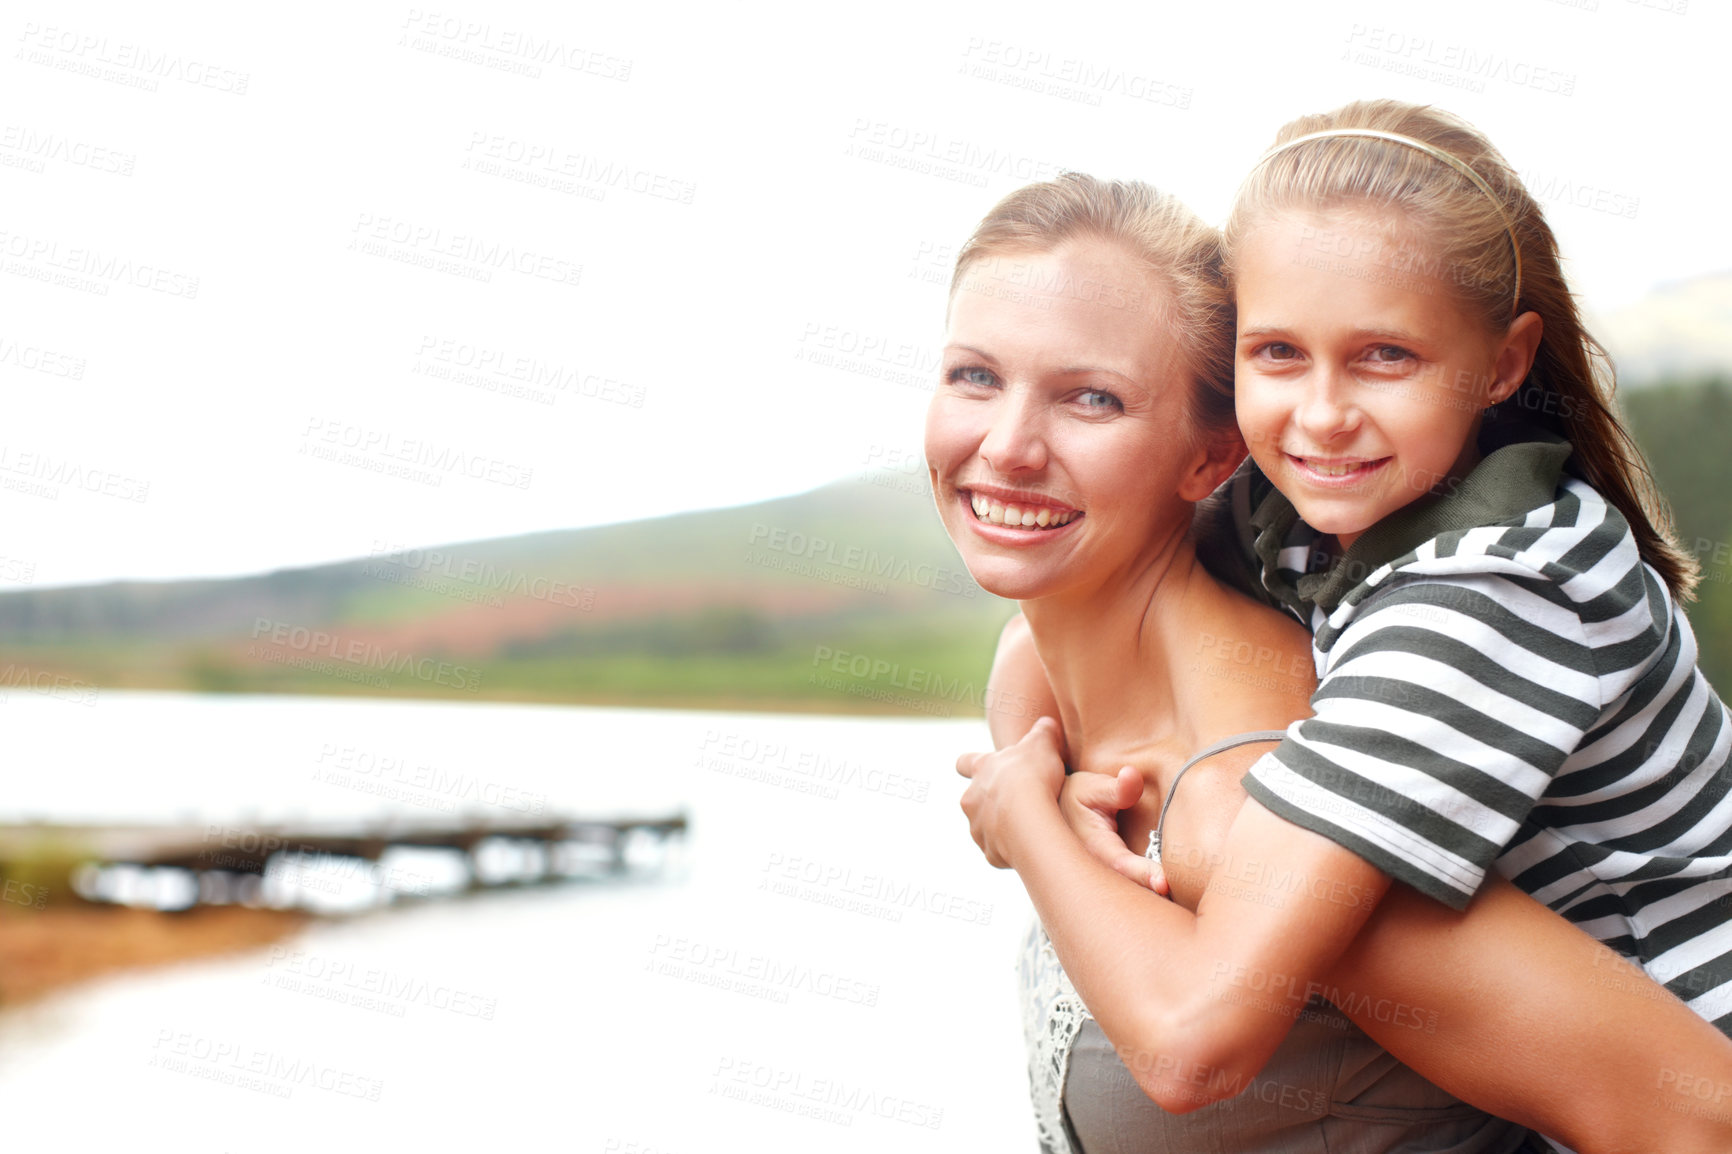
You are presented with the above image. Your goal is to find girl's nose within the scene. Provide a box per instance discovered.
[1293,371,1360,443]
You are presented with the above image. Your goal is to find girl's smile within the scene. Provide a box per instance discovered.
[1284,455,1391,482]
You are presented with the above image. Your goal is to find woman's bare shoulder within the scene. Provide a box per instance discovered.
[1183,578,1315,734]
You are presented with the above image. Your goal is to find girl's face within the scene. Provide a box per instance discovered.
[1233,208,1527,550]
[924,238,1227,602]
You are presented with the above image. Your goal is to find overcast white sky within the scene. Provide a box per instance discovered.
[4,0,1727,589]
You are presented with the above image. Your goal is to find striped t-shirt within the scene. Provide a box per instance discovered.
[1229,430,1732,1031]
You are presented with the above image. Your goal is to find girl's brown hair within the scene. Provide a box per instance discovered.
[1224,99,1698,600]
[950,173,1237,445]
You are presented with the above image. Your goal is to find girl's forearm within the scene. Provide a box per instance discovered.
[1330,878,1732,1154]
[1149,768,1732,1152]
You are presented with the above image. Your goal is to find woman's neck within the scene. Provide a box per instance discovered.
[1020,526,1207,764]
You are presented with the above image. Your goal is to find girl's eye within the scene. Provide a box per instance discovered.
[947,365,997,389]
[1366,345,1415,365]
[1077,390,1123,411]
[1256,342,1300,362]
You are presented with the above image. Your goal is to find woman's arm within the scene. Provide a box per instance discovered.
[986,615,1159,887]
[959,724,1732,1153]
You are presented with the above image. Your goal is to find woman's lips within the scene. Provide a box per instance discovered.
[958,487,1082,540]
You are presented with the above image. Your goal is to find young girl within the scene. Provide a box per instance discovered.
[1218,98,1732,1030]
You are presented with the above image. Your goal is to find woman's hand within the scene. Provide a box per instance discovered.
[956,716,1068,868]
[1059,768,1168,895]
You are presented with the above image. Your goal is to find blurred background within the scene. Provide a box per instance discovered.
[1,0,1727,1148]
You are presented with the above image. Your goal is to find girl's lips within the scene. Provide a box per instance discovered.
[1284,454,1392,486]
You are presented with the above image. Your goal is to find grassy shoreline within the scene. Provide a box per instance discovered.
[1,662,995,718]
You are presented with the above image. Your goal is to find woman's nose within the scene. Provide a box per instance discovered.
[979,393,1047,473]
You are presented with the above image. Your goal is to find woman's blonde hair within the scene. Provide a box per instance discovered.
[949,173,1237,444]
[1224,99,1698,600]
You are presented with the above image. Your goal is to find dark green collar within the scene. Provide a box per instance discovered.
[1250,430,1573,614]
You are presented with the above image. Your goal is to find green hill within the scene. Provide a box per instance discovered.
[0,471,1017,715]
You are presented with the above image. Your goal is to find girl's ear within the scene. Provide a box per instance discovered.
[1488,310,1545,405]
[1179,428,1247,502]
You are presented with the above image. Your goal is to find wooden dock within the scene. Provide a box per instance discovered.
[0,814,688,912]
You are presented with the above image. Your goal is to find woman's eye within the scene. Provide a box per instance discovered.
[1077,390,1123,411]
[1366,345,1414,365]
[947,366,997,388]
[1257,342,1299,362]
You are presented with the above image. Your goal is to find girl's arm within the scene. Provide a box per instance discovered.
[960,723,1732,1154]
[1159,740,1732,1153]
[1339,873,1732,1152]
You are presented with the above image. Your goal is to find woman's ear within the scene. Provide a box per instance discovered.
[1488,310,1544,405]
[1179,429,1246,502]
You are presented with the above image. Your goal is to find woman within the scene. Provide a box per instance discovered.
[930,173,1732,1152]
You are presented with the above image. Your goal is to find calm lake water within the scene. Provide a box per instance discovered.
[0,692,1035,1151]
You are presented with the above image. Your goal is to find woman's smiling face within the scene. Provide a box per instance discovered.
[924,237,1225,602]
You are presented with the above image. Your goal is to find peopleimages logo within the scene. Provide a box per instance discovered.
[697,729,930,804]
[365,541,595,609]
[300,418,534,490]
[148,1029,383,1101]
[759,851,994,927]
[0,228,199,298]
[347,212,582,289]
[749,525,976,597]
[247,619,482,691]
[16,22,251,95]
[0,444,149,502]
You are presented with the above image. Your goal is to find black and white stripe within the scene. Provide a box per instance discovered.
[1237,470,1732,1034]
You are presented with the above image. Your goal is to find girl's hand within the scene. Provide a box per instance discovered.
[956,716,1068,868]
[1059,768,1169,895]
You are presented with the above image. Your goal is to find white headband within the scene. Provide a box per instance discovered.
[1255,128,1523,316]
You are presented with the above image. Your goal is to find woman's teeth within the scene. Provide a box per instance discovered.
[970,494,1075,528]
